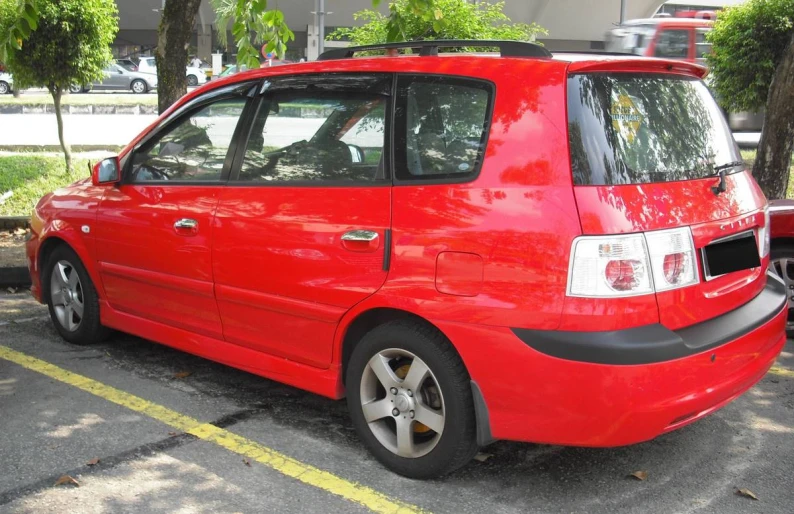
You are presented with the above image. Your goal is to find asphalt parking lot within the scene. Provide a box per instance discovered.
[0,290,793,514]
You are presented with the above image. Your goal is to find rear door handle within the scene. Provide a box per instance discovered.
[341,230,380,252]
[174,218,199,235]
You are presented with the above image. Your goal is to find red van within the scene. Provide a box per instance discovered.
[26,41,786,478]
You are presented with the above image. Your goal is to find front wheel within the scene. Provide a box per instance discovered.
[68,84,83,94]
[346,320,478,478]
[44,245,109,345]
[770,243,794,336]
[187,74,199,86]
[0,81,9,94]
[131,80,147,94]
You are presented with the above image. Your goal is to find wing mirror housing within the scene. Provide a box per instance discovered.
[92,157,121,186]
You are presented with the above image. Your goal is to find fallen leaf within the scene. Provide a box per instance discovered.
[168,431,178,436]
[86,458,100,466]
[6,287,17,294]
[629,471,648,481]
[243,458,251,467]
[173,371,192,379]
[14,228,26,235]
[736,488,759,500]
[54,475,79,487]
[473,452,493,462]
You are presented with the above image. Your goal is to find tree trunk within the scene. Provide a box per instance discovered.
[156,0,202,115]
[50,87,72,173]
[753,32,794,200]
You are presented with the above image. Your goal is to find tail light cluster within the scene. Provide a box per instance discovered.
[567,227,698,298]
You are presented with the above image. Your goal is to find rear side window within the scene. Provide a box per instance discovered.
[567,73,740,186]
[394,76,492,182]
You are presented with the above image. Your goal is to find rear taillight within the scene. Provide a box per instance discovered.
[568,234,653,297]
[645,227,698,292]
[757,206,770,258]
[567,227,698,298]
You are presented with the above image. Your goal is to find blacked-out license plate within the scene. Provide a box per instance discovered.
[703,231,761,278]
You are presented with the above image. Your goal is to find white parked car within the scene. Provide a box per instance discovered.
[0,73,13,94]
[137,56,207,86]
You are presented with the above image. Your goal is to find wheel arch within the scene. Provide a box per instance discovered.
[37,229,105,302]
[771,236,794,250]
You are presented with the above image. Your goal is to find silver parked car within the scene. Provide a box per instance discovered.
[70,64,158,94]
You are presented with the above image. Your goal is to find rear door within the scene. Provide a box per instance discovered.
[212,73,393,368]
[566,70,768,329]
[95,82,254,338]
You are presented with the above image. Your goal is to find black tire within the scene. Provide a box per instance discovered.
[770,243,794,337]
[131,79,147,94]
[68,84,82,94]
[0,81,9,95]
[43,245,109,345]
[187,74,199,86]
[346,320,478,478]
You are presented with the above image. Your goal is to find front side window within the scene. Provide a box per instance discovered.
[567,73,740,185]
[129,97,247,183]
[654,29,691,59]
[238,93,387,183]
[394,76,492,181]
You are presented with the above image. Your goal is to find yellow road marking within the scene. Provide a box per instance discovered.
[0,345,425,514]
[769,365,794,379]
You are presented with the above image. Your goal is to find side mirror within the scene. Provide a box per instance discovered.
[92,157,120,186]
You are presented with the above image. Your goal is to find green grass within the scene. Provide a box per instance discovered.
[0,155,90,216]
[741,149,794,198]
[0,93,157,106]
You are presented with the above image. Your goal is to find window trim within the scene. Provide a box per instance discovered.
[392,73,495,186]
[227,73,394,188]
[653,28,693,60]
[121,81,259,186]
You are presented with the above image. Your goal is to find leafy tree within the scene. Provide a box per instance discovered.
[0,0,117,172]
[0,0,38,64]
[707,0,794,199]
[330,0,547,47]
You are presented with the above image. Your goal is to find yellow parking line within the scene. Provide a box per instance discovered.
[0,345,425,514]
[769,365,794,379]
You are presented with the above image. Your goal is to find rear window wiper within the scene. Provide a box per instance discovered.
[710,161,744,196]
[712,160,744,173]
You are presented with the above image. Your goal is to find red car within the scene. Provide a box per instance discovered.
[26,41,786,479]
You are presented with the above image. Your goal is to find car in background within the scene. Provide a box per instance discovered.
[137,56,207,86]
[605,11,764,132]
[70,64,157,94]
[0,72,12,94]
[768,200,794,335]
[116,58,139,72]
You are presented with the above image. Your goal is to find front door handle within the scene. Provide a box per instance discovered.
[174,218,199,235]
[341,230,380,252]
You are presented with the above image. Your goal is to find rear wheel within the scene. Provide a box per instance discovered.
[187,74,199,86]
[346,320,478,478]
[68,84,83,94]
[131,80,147,94]
[43,245,109,345]
[770,243,794,336]
[0,81,9,94]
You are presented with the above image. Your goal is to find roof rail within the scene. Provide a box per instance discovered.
[317,40,552,61]
[553,50,639,56]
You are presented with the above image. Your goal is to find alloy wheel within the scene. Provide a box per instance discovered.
[0,82,8,94]
[359,348,445,459]
[132,80,146,93]
[49,260,84,332]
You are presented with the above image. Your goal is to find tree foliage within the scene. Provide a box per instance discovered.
[330,0,547,46]
[706,0,794,112]
[0,0,38,63]
[0,0,118,171]
[209,0,294,71]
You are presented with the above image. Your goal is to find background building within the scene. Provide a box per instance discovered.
[113,0,747,63]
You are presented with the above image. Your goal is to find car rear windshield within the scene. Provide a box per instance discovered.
[567,73,740,186]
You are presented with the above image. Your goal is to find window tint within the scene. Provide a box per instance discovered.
[238,93,387,183]
[394,76,491,181]
[130,98,246,183]
[567,73,740,186]
[654,29,690,58]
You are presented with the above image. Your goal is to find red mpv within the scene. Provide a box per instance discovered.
[26,41,787,479]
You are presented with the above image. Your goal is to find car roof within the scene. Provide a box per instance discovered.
[621,17,713,27]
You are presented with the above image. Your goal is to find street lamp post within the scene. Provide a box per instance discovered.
[620,0,627,23]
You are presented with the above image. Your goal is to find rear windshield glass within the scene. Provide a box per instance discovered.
[567,73,740,185]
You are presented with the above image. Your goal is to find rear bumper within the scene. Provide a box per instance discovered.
[438,273,787,447]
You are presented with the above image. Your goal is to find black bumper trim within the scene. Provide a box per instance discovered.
[511,272,786,365]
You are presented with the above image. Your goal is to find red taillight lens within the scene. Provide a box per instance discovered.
[663,252,685,284]
[605,259,640,291]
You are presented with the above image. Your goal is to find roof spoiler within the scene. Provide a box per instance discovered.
[318,40,552,61]
[567,58,708,79]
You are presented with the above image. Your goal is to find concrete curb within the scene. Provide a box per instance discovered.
[0,267,31,288]
[0,104,158,115]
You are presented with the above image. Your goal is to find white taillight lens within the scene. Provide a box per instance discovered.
[568,234,653,297]
[644,227,699,292]
[758,206,770,258]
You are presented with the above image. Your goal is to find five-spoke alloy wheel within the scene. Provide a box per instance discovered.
[770,243,794,335]
[346,320,478,478]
